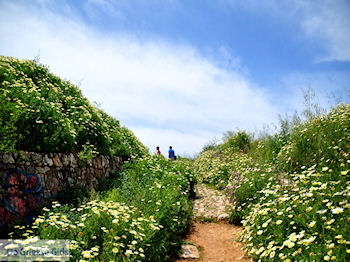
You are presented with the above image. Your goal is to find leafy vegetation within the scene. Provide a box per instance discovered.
[12,156,195,261]
[194,104,350,261]
[3,55,349,261]
[2,56,198,261]
[0,56,147,158]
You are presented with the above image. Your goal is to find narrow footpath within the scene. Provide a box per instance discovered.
[176,184,250,262]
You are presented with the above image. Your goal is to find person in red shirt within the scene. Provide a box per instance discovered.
[156,146,161,155]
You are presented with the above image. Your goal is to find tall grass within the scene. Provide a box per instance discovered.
[194,104,349,261]
[12,156,195,261]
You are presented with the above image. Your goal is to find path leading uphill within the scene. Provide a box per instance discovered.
[175,184,250,262]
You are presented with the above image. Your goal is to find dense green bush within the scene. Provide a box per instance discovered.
[0,56,147,158]
[220,130,252,153]
[56,182,90,206]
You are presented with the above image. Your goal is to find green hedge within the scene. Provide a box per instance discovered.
[0,56,147,158]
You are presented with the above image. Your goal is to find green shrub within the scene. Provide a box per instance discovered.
[276,104,349,173]
[195,103,349,261]
[240,164,349,261]
[0,56,147,158]
[110,156,193,260]
[96,170,125,192]
[12,156,194,261]
[56,182,90,206]
[221,130,252,153]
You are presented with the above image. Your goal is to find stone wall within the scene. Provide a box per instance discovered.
[0,151,123,228]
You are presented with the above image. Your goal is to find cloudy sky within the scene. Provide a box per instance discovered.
[1,0,349,156]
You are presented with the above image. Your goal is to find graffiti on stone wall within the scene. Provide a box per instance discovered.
[0,169,43,227]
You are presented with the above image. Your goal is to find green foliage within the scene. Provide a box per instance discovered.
[78,142,98,165]
[195,104,350,261]
[0,56,147,158]
[0,98,20,151]
[56,182,90,206]
[220,130,251,153]
[96,170,125,192]
[255,134,287,164]
[240,164,349,261]
[276,104,349,173]
[110,156,194,260]
[12,156,194,261]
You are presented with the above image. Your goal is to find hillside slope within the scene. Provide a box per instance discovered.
[0,56,147,158]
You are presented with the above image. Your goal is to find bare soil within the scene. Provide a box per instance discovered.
[176,221,250,262]
[174,184,251,262]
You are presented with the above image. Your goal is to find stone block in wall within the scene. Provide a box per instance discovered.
[87,158,93,167]
[38,173,45,187]
[49,177,59,194]
[111,156,123,171]
[101,155,106,168]
[0,150,124,229]
[3,153,15,164]
[52,155,62,167]
[57,171,63,179]
[36,166,50,175]
[43,154,53,167]
[78,169,85,180]
[91,177,98,188]
[62,154,69,166]
[95,169,103,179]
[31,153,42,164]
[12,152,18,161]
[67,177,74,185]
[7,164,17,170]
[26,166,36,174]
[70,153,78,168]
[93,157,103,169]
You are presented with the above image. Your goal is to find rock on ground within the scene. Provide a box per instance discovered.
[193,184,231,220]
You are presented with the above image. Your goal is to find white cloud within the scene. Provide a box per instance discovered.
[300,0,350,62]
[228,0,350,62]
[0,1,279,155]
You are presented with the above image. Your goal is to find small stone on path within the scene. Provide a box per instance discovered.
[180,245,200,259]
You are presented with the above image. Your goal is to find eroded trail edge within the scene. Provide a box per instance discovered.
[176,184,250,262]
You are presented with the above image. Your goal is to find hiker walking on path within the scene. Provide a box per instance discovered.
[168,146,176,160]
[156,146,161,155]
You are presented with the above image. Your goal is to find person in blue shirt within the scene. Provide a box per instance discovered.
[168,146,175,160]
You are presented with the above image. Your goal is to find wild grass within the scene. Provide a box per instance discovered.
[194,104,350,261]
[11,156,195,261]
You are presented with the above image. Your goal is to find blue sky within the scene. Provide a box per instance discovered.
[1,0,349,156]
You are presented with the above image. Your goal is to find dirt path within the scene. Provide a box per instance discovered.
[175,184,250,262]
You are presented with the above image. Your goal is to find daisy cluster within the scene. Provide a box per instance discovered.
[194,149,254,189]
[194,104,349,261]
[240,164,349,261]
[11,156,194,261]
[13,200,158,261]
[110,156,194,260]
